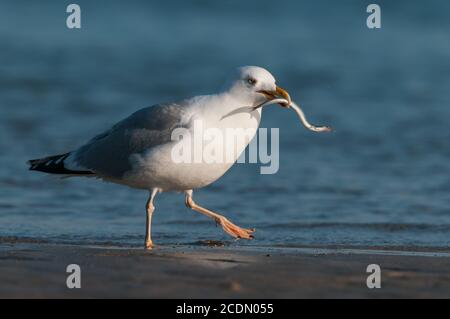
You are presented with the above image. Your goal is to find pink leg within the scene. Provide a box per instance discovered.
[145,189,159,249]
[184,190,255,240]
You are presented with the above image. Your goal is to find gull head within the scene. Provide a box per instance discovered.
[225,66,291,108]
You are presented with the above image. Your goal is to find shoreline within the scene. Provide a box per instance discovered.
[1,242,450,298]
[2,235,450,255]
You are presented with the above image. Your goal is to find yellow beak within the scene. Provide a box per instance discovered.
[257,86,292,107]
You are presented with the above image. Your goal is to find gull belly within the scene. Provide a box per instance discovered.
[120,98,262,191]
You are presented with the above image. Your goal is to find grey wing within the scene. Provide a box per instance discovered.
[71,103,189,179]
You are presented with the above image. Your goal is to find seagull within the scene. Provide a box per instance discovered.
[28,66,330,249]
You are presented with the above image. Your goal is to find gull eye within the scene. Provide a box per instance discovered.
[247,77,257,86]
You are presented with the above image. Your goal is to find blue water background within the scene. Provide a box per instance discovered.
[0,0,449,248]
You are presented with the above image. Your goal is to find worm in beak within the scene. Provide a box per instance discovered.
[255,86,292,109]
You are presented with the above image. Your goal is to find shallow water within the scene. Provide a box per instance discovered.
[0,0,449,249]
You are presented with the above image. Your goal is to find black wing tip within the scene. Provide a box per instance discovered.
[27,153,95,175]
[27,158,40,169]
[28,158,43,171]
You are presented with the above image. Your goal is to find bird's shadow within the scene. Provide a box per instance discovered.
[220,106,261,122]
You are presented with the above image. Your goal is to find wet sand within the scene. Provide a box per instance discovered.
[0,242,449,298]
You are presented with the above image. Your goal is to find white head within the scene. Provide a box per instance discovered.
[224,66,291,108]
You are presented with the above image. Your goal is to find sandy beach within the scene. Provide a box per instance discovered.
[1,240,449,298]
